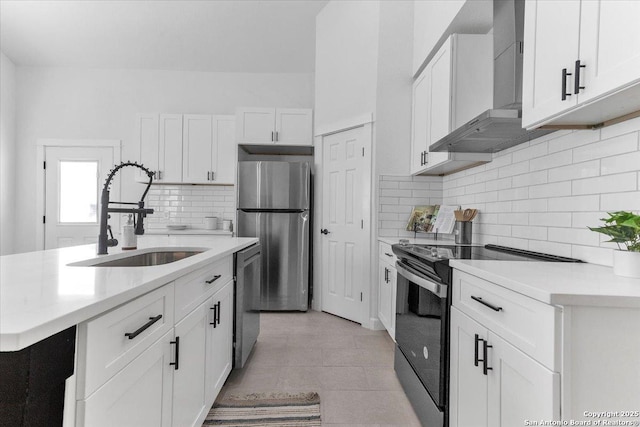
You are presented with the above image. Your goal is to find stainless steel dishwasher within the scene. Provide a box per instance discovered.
[233,243,261,369]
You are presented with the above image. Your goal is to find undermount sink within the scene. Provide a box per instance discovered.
[70,248,206,267]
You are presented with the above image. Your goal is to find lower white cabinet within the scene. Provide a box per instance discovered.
[172,301,209,427]
[78,330,174,427]
[449,307,559,427]
[75,257,235,427]
[377,242,397,339]
[205,280,234,403]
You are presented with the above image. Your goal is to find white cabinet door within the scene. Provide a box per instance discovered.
[137,114,159,182]
[172,301,208,427]
[522,0,581,129]
[79,331,174,427]
[378,262,392,335]
[212,115,237,184]
[578,0,640,103]
[182,115,213,184]
[205,280,234,404]
[487,332,560,426]
[410,68,430,174]
[158,114,183,183]
[449,307,489,427]
[236,107,276,144]
[425,39,453,170]
[275,108,313,145]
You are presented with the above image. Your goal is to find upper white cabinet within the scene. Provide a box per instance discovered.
[523,0,640,129]
[410,34,493,176]
[137,114,236,185]
[236,107,313,146]
[182,115,236,184]
[412,0,492,76]
[137,114,183,183]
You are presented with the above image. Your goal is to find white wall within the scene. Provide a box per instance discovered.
[375,0,414,177]
[0,52,16,255]
[14,67,314,253]
[442,117,640,266]
[314,0,380,131]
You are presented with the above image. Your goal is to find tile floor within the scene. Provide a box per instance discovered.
[219,310,422,426]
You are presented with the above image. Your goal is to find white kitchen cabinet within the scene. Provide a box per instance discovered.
[410,34,492,176]
[236,107,313,146]
[78,330,174,427]
[182,115,236,185]
[377,242,397,339]
[205,279,234,404]
[449,307,560,427]
[522,0,640,129]
[172,300,208,427]
[137,114,183,183]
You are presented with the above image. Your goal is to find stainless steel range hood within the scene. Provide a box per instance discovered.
[430,0,554,153]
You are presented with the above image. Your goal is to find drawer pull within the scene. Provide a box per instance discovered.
[385,252,393,257]
[124,314,163,340]
[471,295,503,312]
[474,334,482,367]
[205,274,222,284]
[170,336,180,370]
[216,301,221,325]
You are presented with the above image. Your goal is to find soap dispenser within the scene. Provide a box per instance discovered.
[122,214,137,250]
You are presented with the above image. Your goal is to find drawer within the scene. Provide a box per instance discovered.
[379,241,397,263]
[452,270,560,371]
[174,256,233,322]
[76,283,175,398]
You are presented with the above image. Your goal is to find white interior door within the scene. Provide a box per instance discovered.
[44,146,115,249]
[321,126,368,324]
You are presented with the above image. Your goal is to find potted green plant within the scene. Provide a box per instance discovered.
[588,211,640,278]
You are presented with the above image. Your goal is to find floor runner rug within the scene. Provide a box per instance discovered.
[203,391,321,426]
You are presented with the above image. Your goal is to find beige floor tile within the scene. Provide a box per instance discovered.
[288,333,356,349]
[354,334,395,350]
[321,390,415,425]
[363,367,404,391]
[322,347,394,367]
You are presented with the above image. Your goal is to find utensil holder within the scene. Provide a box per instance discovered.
[454,221,472,245]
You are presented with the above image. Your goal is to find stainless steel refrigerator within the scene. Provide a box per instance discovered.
[237,161,311,311]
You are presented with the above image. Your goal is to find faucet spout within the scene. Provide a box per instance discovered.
[97,162,154,255]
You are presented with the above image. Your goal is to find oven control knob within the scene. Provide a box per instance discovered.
[423,346,429,360]
[430,247,438,257]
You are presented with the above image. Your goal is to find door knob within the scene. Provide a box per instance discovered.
[320,228,330,235]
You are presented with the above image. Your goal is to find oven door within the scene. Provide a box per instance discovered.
[395,260,449,409]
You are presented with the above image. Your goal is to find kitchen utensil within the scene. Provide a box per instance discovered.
[454,210,465,221]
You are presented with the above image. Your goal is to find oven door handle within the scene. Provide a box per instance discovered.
[396,262,447,298]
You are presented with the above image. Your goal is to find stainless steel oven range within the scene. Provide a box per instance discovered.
[391,244,581,426]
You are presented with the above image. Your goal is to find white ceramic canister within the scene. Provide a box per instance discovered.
[222,220,232,231]
[122,214,137,250]
[205,216,218,230]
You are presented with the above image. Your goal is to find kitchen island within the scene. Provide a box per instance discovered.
[0,235,258,426]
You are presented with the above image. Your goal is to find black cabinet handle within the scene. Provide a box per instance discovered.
[384,267,388,283]
[471,295,503,312]
[216,301,221,325]
[574,60,586,94]
[124,314,163,340]
[170,336,180,370]
[271,131,275,142]
[420,152,424,166]
[210,305,217,327]
[205,274,222,284]
[321,228,330,235]
[474,334,482,367]
[561,68,572,100]
[483,339,493,375]
[385,252,393,257]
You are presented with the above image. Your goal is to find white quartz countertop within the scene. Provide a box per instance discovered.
[450,260,640,308]
[144,228,232,235]
[0,235,258,351]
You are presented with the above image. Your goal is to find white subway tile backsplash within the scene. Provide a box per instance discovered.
[379,122,639,267]
[548,160,600,183]
[573,132,638,163]
[548,195,599,212]
[572,172,637,195]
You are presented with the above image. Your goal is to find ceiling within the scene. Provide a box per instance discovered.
[0,0,328,73]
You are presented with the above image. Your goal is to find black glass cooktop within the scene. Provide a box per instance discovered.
[393,243,582,268]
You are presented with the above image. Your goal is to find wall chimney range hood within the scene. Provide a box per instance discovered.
[430,0,554,154]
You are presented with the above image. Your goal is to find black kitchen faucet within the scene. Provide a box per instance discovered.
[97,161,155,255]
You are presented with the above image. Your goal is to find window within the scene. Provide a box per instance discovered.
[59,161,98,223]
